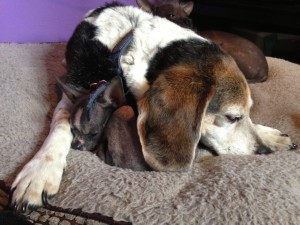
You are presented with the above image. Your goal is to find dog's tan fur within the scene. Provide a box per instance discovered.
[138,63,216,171]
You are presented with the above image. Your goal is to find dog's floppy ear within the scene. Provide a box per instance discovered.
[56,77,87,103]
[100,76,127,108]
[137,65,215,171]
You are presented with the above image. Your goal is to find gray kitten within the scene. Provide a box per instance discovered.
[57,76,150,171]
[57,76,126,151]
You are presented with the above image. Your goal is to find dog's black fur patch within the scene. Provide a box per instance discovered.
[65,21,118,90]
[64,6,137,110]
[87,2,124,18]
[146,38,222,85]
[65,2,127,90]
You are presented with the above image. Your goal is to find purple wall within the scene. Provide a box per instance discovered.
[0,0,136,43]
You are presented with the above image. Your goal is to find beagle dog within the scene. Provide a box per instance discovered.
[11,3,296,211]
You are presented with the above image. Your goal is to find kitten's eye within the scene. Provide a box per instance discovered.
[226,115,242,123]
[168,13,175,18]
[88,133,99,138]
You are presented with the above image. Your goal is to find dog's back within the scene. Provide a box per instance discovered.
[65,3,208,98]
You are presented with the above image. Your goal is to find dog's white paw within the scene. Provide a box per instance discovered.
[256,124,297,153]
[10,93,73,212]
[11,154,65,212]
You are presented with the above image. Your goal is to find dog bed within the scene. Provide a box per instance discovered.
[0,43,300,225]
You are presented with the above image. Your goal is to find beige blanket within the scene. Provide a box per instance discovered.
[0,43,300,224]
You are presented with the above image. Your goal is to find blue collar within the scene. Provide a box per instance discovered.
[86,81,107,121]
[86,31,133,120]
[109,30,133,76]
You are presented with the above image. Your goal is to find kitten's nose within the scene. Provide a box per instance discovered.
[71,140,83,150]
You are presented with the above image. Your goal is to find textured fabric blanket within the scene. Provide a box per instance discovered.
[0,43,300,225]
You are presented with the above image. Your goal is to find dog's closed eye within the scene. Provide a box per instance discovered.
[71,127,98,137]
[225,114,243,123]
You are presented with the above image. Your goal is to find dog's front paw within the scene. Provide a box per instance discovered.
[11,156,65,212]
[256,124,298,153]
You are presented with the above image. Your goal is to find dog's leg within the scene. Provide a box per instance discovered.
[254,124,297,153]
[11,94,73,211]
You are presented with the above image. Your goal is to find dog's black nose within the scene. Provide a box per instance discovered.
[290,143,298,150]
[71,141,83,150]
[256,146,272,155]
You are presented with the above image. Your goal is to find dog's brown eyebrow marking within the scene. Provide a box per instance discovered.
[206,55,249,113]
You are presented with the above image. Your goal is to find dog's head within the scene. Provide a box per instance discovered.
[57,76,126,151]
[136,44,268,171]
[200,55,256,155]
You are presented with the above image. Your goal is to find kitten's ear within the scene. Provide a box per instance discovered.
[56,77,87,103]
[100,76,127,107]
[180,1,194,15]
[136,0,153,13]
